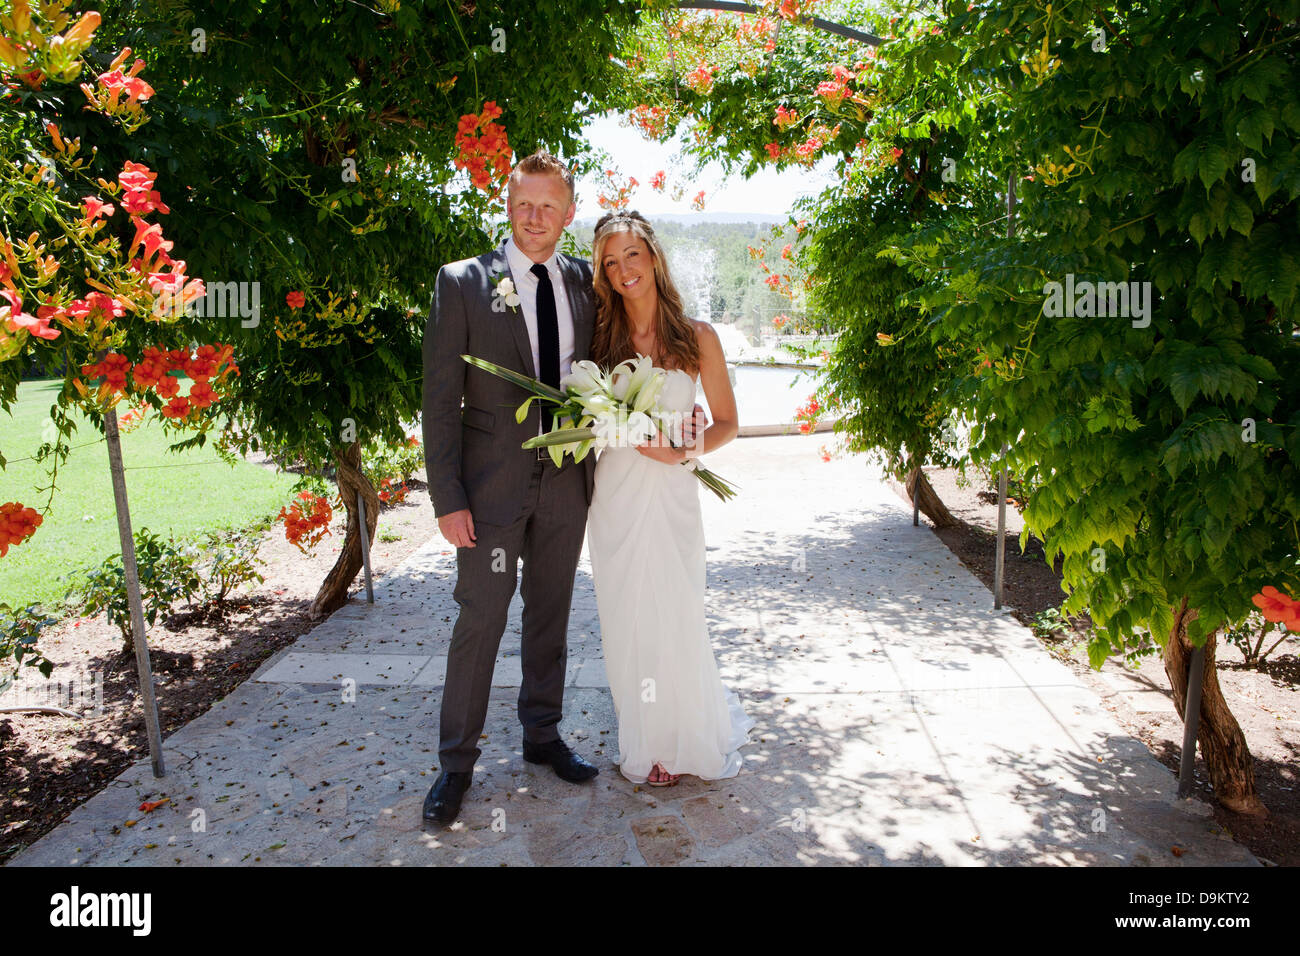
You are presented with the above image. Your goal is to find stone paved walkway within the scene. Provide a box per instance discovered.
[12,436,1256,866]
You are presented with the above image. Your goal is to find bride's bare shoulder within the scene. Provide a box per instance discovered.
[691,319,723,351]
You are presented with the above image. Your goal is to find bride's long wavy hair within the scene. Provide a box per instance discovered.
[590,211,701,375]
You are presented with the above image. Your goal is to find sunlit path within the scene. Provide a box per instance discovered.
[11,437,1256,866]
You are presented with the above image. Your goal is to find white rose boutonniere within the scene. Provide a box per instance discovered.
[491,273,521,313]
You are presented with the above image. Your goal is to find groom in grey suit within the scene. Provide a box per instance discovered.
[421,151,599,825]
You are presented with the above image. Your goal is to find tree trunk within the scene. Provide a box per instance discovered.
[309,442,379,620]
[1163,598,1266,816]
[904,466,957,528]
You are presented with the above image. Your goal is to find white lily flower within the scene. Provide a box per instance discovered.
[626,410,658,444]
[560,360,605,395]
[574,358,608,382]
[576,393,618,417]
[626,353,658,395]
[592,410,621,449]
[610,354,657,404]
[609,364,633,401]
[632,368,667,413]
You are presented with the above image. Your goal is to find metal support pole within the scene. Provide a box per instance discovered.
[911,464,920,526]
[1177,644,1207,798]
[994,169,1017,611]
[103,407,165,778]
[994,447,1008,610]
[356,489,374,604]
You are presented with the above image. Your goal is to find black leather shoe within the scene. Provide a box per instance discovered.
[522,738,599,783]
[422,770,472,825]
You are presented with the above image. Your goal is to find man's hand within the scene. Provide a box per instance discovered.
[682,403,709,451]
[438,508,476,548]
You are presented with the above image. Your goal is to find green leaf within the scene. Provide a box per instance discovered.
[1171,140,1202,184]
[1197,18,1237,59]
[514,395,540,424]
[1196,237,1244,290]
[1198,143,1230,190]
[1178,61,1211,99]
[1226,194,1254,237]
[462,355,565,401]
[1235,57,1288,104]
[1086,635,1111,670]
[1235,106,1274,151]
[521,426,597,449]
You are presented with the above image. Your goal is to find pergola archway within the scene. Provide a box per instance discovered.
[678,1,884,45]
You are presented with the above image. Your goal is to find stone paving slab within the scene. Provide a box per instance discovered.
[10,437,1256,867]
[1099,668,1178,714]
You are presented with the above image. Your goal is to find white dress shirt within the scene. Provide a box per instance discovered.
[503,236,576,382]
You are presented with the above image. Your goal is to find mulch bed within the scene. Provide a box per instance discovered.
[892,467,1298,867]
[0,484,442,863]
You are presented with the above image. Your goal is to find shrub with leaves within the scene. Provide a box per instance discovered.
[0,602,57,694]
[69,529,201,653]
[364,435,423,508]
[197,529,265,605]
[363,435,424,487]
[1030,607,1071,643]
[1226,611,1298,667]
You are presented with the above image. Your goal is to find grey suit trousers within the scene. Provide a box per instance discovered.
[438,456,589,772]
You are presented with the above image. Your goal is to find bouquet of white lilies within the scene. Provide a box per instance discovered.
[461,352,738,501]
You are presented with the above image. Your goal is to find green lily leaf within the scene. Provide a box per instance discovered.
[521,426,597,449]
[462,355,566,402]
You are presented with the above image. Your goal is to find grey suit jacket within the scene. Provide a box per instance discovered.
[422,242,597,525]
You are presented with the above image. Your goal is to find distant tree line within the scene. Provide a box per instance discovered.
[571,219,803,342]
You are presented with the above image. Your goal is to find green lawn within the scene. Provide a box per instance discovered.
[1,379,298,610]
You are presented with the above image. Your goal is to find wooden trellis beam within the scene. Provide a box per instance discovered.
[677,1,885,46]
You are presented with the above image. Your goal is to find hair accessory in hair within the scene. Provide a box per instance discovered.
[595,210,653,236]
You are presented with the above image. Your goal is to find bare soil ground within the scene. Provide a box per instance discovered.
[0,483,443,863]
[890,467,1298,867]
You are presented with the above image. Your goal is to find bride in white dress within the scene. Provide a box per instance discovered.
[586,211,755,786]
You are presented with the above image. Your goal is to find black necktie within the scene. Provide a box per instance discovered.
[531,262,560,432]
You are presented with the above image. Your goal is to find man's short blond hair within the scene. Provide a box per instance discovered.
[509,151,575,204]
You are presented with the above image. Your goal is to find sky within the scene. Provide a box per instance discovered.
[571,111,839,221]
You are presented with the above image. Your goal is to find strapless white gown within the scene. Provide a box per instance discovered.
[586,368,755,783]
